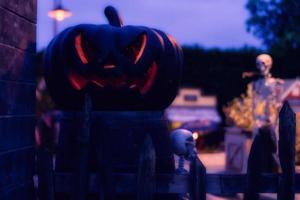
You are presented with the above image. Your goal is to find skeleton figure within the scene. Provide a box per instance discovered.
[251,54,284,135]
[246,54,284,173]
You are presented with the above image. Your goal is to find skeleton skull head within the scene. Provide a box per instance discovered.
[256,54,273,76]
[170,129,195,157]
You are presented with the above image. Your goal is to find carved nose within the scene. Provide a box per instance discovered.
[103,54,116,69]
[104,65,116,69]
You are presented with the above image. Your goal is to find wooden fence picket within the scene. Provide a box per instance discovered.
[278,101,296,200]
[190,156,206,200]
[137,134,156,200]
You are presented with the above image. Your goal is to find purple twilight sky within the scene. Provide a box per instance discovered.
[37,0,263,50]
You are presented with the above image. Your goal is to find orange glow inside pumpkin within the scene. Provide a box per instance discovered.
[69,33,157,94]
[75,34,89,64]
[68,70,89,90]
[134,34,147,63]
[153,30,164,46]
[68,61,157,94]
[167,34,178,49]
[123,33,147,64]
[140,62,157,94]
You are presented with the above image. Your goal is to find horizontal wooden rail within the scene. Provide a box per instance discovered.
[54,172,300,195]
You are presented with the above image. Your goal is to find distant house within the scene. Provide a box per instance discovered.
[165,88,221,132]
[280,78,300,106]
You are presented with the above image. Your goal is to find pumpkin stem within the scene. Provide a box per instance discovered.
[104,6,123,27]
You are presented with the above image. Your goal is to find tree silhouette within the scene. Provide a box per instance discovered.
[246,0,300,52]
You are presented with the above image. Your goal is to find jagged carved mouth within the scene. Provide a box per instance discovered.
[71,32,156,94]
[68,62,157,95]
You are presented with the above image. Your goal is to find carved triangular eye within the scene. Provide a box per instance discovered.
[75,34,88,64]
[123,33,147,64]
[75,34,98,64]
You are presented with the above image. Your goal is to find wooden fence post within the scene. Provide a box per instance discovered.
[244,134,261,200]
[245,115,281,199]
[278,101,296,200]
[190,156,206,200]
[37,147,55,200]
[97,163,115,200]
[36,115,57,200]
[244,126,278,200]
[137,134,156,200]
[72,94,92,200]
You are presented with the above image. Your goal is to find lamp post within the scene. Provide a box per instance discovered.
[48,0,72,36]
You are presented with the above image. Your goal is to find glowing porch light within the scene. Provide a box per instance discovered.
[48,5,72,21]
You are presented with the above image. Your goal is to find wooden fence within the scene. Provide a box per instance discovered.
[38,101,298,200]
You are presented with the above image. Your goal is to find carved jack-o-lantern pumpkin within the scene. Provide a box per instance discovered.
[44,6,183,110]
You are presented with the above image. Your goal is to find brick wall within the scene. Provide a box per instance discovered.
[0,0,36,198]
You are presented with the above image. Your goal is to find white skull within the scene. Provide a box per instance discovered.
[256,54,273,75]
[170,129,195,156]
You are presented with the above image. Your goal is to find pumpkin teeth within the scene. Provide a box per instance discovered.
[90,75,105,88]
[92,81,104,88]
[68,63,157,93]
[129,84,137,89]
[68,71,89,90]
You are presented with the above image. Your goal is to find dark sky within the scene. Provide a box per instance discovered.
[37,0,262,50]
